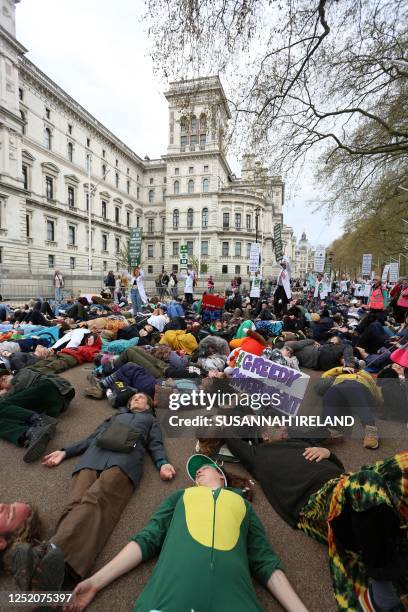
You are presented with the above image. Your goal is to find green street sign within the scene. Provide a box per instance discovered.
[129,228,143,267]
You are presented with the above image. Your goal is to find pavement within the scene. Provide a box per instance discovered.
[0,364,406,612]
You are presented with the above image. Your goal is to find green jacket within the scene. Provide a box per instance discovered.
[8,367,74,398]
[132,486,282,612]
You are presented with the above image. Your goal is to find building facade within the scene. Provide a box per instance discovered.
[0,0,287,293]
[294,231,315,279]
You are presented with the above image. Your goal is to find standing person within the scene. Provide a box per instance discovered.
[53,270,65,312]
[274,257,292,317]
[128,267,147,315]
[161,271,170,297]
[249,270,262,307]
[113,274,121,304]
[169,272,178,298]
[367,276,389,312]
[104,271,115,298]
[64,454,308,612]
[207,276,215,294]
[182,266,195,306]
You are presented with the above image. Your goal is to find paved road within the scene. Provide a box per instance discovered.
[0,365,406,612]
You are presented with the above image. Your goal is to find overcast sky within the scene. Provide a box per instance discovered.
[16,0,344,247]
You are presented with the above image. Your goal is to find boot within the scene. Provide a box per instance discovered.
[363,425,379,449]
[84,379,105,399]
[23,422,56,463]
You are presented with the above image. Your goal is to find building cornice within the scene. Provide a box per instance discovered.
[0,24,27,55]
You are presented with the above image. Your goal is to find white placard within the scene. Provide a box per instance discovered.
[314,246,326,273]
[249,243,261,273]
[361,253,372,276]
[381,264,390,283]
[388,262,399,283]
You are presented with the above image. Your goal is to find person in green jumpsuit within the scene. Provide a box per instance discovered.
[65,454,308,612]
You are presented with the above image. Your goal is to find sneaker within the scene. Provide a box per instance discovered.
[84,381,105,399]
[23,423,56,463]
[363,425,379,449]
[29,414,57,429]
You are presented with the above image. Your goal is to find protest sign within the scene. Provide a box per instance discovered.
[361,254,372,276]
[314,246,326,273]
[249,243,261,273]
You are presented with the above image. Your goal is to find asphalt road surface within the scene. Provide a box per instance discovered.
[0,365,406,612]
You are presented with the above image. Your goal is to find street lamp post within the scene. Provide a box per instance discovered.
[255,207,260,243]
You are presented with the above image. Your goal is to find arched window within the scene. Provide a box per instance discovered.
[190,116,197,132]
[202,178,209,193]
[188,179,194,194]
[174,180,180,195]
[67,142,73,162]
[148,189,154,203]
[202,207,208,228]
[173,209,179,229]
[20,110,26,135]
[44,127,52,150]
[187,208,194,228]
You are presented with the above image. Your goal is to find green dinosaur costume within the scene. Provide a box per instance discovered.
[131,486,282,612]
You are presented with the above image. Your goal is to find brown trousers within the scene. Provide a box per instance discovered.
[52,467,134,578]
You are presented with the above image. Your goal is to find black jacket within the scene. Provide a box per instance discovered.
[63,409,167,486]
[227,438,344,527]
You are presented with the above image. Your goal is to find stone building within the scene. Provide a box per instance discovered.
[0,0,287,296]
[294,231,315,279]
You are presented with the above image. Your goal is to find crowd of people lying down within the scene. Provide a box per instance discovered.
[0,269,407,612]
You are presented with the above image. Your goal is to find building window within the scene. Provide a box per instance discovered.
[172,241,179,256]
[187,208,194,228]
[102,164,106,178]
[200,133,206,145]
[200,115,207,130]
[148,265,153,274]
[150,178,154,185]
[45,107,51,119]
[201,240,209,256]
[45,176,53,200]
[246,243,251,258]
[127,180,130,194]
[114,206,119,223]
[127,167,130,175]
[188,180,194,194]
[163,177,167,184]
[222,242,229,256]
[173,209,179,229]
[174,180,180,195]
[162,188,166,201]
[161,243,165,258]
[22,165,28,190]
[115,237,120,254]
[222,265,228,274]
[102,149,106,158]
[86,137,91,147]
[102,234,108,251]
[26,214,30,237]
[67,142,73,162]
[204,165,209,173]
[101,201,107,219]
[148,244,154,258]
[191,116,197,132]
[180,119,188,133]
[46,220,55,242]
[202,207,209,228]
[148,189,154,203]
[137,186,140,199]
[148,218,154,233]
[126,211,130,227]
[223,212,229,229]
[70,257,75,270]
[103,260,107,272]
[235,213,241,229]
[180,136,188,147]
[68,225,76,245]
[136,216,140,227]
[162,217,166,232]
[246,214,251,229]
[115,173,119,188]
[202,179,209,193]
[235,241,242,257]
[20,110,26,135]
[68,124,73,134]
[172,263,179,272]
[68,186,75,209]
[175,168,180,175]
[190,134,197,146]
[235,265,241,275]
[19,87,23,101]
[48,254,55,268]
[189,167,194,174]
[44,127,52,150]
[187,241,193,256]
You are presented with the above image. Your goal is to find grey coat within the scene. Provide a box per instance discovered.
[63,409,168,487]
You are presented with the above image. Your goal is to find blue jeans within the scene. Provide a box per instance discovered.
[322,380,375,427]
[131,287,142,314]
[55,287,63,309]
